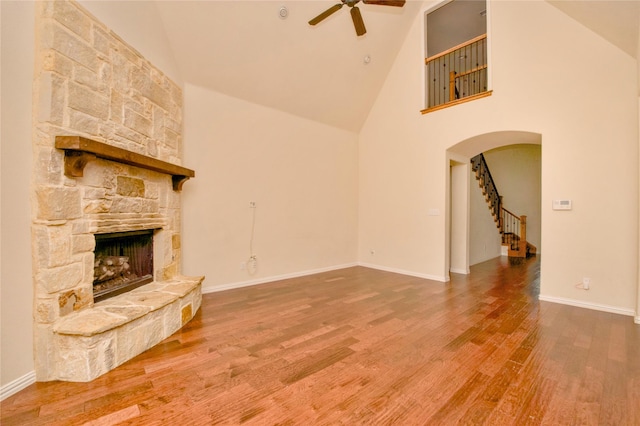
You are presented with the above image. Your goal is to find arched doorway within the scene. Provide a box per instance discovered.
[446,131,542,275]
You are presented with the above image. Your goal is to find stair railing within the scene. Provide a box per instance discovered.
[471,153,531,257]
[471,154,501,229]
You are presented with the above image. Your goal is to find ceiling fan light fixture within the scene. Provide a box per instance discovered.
[308,0,405,37]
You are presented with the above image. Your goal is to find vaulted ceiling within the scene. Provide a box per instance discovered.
[147,1,639,133]
[155,1,423,132]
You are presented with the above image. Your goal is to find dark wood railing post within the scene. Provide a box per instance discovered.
[449,71,456,101]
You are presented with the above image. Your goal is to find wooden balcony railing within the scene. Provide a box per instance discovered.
[423,34,490,113]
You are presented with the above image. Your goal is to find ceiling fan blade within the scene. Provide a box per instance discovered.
[350,6,366,36]
[362,0,406,6]
[309,3,344,26]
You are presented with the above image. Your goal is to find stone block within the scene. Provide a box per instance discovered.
[124,109,152,137]
[172,233,181,250]
[181,303,192,327]
[152,106,165,140]
[73,65,98,91]
[84,187,106,200]
[83,199,112,214]
[163,302,181,336]
[110,197,142,214]
[37,72,65,126]
[140,200,159,213]
[69,109,100,137]
[58,290,79,317]
[36,296,58,324]
[115,311,164,366]
[80,252,95,285]
[97,61,111,95]
[34,147,63,186]
[162,263,178,281]
[52,0,92,41]
[36,186,82,221]
[145,182,159,199]
[164,128,179,149]
[58,284,92,317]
[42,49,73,76]
[111,52,131,93]
[147,140,158,158]
[92,27,111,56]
[56,332,116,382]
[34,324,56,381]
[72,220,90,235]
[131,68,171,111]
[74,284,93,311]
[68,81,109,121]
[117,176,145,198]
[72,233,95,254]
[110,89,124,124]
[115,124,144,145]
[34,224,72,268]
[43,21,97,71]
[36,262,83,294]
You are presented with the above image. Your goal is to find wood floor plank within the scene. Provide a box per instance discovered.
[2,257,639,425]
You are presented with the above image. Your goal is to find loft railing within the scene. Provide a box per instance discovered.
[425,34,488,111]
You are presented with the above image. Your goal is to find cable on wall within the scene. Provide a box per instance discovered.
[247,202,258,275]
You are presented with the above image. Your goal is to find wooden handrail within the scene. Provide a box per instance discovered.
[501,207,519,219]
[425,33,487,64]
[453,64,488,80]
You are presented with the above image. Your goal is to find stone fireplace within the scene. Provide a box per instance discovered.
[32,1,203,382]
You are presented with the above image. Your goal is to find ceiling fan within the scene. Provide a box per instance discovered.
[309,0,406,37]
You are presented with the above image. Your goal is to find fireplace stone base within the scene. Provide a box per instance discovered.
[51,275,203,382]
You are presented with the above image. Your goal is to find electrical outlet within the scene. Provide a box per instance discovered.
[240,262,246,270]
[249,201,256,208]
[582,277,590,290]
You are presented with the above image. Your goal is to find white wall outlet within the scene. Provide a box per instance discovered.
[249,201,256,208]
[582,277,590,290]
[240,262,246,270]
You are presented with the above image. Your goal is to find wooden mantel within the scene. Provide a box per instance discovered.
[55,136,195,191]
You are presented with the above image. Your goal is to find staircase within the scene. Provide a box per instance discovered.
[471,154,536,258]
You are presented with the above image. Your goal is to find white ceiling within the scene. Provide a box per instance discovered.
[547,0,640,59]
[156,1,423,132]
[151,1,639,133]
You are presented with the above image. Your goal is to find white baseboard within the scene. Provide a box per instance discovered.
[1,370,36,401]
[635,316,640,325]
[202,263,358,294]
[538,294,636,318]
[449,267,470,275]
[357,262,449,282]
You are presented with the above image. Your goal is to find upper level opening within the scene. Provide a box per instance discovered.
[422,0,490,113]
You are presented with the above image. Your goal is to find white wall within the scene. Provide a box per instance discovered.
[182,84,359,291]
[1,0,35,389]
[360,0,638,313]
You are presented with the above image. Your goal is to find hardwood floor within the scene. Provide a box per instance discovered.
[2,256,639,425]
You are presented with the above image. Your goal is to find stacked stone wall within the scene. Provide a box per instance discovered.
[31,0,198,381]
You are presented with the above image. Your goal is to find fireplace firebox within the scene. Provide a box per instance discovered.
[93,230,154,302]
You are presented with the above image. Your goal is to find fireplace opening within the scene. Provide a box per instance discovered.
[93,229,154,302]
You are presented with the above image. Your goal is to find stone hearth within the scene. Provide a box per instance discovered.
[32,0,203,382]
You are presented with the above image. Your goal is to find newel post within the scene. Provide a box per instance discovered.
[520,215,527,244]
